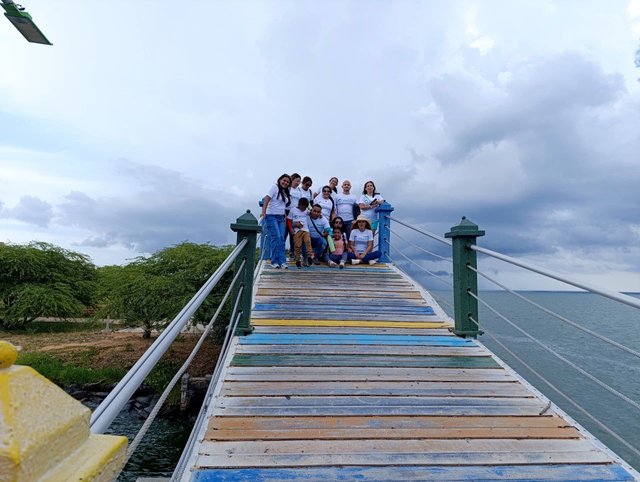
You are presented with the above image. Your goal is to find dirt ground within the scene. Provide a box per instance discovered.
[2,330,221,378]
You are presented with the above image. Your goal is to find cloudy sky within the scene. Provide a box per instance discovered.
[1,0,639,291]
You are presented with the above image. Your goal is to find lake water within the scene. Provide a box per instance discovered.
[112,289,640,479]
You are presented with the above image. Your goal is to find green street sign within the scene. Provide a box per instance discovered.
[2,1,52,45]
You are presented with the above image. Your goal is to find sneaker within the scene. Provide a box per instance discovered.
[271,263,281,269]
[296,260,302,269]
[339,261,345,269]
[281,263,289,269]
[351,259,361,265]
[369,259,378,265]
[307,256,313,266]
[313,259,321,265]
[328,260,337,268]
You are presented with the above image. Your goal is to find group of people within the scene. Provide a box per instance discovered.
[260,173,385,269]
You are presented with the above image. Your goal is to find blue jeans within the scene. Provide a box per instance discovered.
[265,214,286,265]
[348,250,381,263]
[310,236,328,261]
[328,252,348,263]
[342,220,353,240]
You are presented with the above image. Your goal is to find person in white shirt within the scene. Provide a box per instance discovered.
[286,173,302,259]
[287,197,314,268]
[308,204,331,264]
[313,185,336,221]
[348,215,382,265]
[298,176,314,205]
[358,180,385,233]
[329,176,339,195]
[261,173,291,268]
[335,179,358,239]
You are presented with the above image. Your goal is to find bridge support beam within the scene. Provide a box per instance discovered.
[445,217,485,338]
[376,202,394,263]
[230,210,261,336]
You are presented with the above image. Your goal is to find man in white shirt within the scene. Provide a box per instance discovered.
[308,204,331,264]
[335,179,358,238]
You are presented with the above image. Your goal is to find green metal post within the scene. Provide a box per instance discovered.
[230,210,261,336]
[445,217,485,338]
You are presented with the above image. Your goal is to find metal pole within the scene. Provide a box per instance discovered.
[445,217,485,338]
[230,210,261,335]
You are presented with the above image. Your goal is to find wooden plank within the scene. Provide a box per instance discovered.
[252,326,453,335]
[206,426,581,441]
[217,396,540,408]
[253,304,436,314]
[231,354,498,368]
[256,288,423,298]
[209,415,571,431]
[235,345,488,356]
[191,464,635,481]
[219,381,531,397]
[251,319,450,328]
[238,333,472,346]
[224,366,513,382]
[251,312,441,321]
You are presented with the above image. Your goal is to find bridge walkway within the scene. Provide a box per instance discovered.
[185,262,636,481]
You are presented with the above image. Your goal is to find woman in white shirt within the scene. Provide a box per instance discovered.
[348,215,382,265]
[313,185,336,221]
[358,180,385,233]
[261,174,292,268]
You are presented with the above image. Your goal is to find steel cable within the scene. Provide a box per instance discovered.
[388,215,451,246]
[390,227,452,262]
[391,245,453,288]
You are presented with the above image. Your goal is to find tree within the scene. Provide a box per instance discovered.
[96,242,235,339]
[0,242,96,329]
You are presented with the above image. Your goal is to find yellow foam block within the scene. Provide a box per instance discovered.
[0,341,127,481]
[251,319,450,328]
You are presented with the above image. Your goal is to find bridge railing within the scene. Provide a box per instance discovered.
[385,210,640,465]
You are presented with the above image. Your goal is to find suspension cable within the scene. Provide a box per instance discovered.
[389,255,455,312]
[468,315,640,458]
[467,265,640,360]
[391,245,453,288]
[388,215,452,246]
[390,227,453,262]
[467,291,640,413]
[125,259,246,461]
[470,244,640,311]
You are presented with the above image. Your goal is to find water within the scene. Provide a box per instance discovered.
[431,289,640,471]
[108,290,640,478]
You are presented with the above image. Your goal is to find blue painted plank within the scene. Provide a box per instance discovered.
[253,303,436,314]
[191,464,635,481]
[239,334,474,346]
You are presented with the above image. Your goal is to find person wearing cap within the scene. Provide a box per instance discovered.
[348,215,381,265]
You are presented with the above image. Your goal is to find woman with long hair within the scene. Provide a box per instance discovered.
[358,180,385,233]
[313,185,336,221]
[261,173,292,268]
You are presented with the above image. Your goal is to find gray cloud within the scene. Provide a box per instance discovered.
[0,195,54,227]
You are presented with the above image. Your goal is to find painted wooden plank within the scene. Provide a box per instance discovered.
[212,405,552,417]
[219,381,530,397]
[209,415,570,431]
[195,450,613,468]
[256,288,423,298]
[251,319,450,328]
[191,464,635,481]
[206,426,581,441]
[235,345,488,356]
[252,326,453,335]
[224,366,513,382]
[238,333,472,346]
[253,304,437,314]
[201,438,600,456]
[231,354,497,368]
[217,396,540,408]
[255,297,430,307]
[251,312,441,321]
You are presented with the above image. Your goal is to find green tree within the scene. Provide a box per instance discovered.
[96,242,235,339]
[0,242,96,329]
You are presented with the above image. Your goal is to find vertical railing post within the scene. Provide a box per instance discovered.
[230,210,261,336]
[376,201,394,263]
[445,217,485,338]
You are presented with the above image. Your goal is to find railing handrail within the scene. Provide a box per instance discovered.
[470,244,640,311]
[90,238,248,434]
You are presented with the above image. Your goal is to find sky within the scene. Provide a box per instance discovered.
[1,0,639,291]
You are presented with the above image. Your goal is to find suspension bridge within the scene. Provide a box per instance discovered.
[1,204,639,481]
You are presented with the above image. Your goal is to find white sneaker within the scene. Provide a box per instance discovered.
[281,263,289,269]
[369,259,378,265]
[328,260,337,268]
[339,261,345,269]
[270,263,280,269]
[351,259,361,265]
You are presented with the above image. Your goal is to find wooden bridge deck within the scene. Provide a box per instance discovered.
[186,263,637,481]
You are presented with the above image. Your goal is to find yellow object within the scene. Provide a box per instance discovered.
[251,319,451,328]
[0,342,127,481]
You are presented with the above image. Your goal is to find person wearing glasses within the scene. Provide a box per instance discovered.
[261,173,292,269]
[313,185,336,221]
[358,180,385,233]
